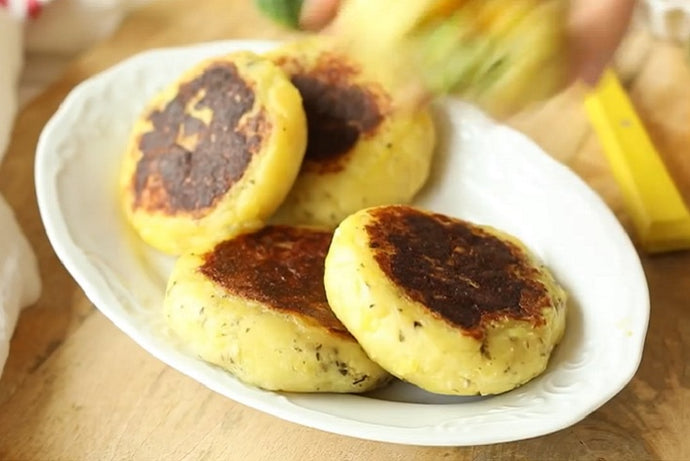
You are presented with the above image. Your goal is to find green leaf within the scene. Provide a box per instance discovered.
[255,0,305,29]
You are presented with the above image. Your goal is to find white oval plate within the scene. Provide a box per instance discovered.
[35,40,649,446]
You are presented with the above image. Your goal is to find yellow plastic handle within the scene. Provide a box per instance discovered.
[584,69,690,253]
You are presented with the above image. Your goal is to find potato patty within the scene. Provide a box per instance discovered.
[164,225,390,393]
[324,205,567,396]
[265,38,436,229]
[120,51,307,255]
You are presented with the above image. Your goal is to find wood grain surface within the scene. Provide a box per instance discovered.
[0,1,688,459]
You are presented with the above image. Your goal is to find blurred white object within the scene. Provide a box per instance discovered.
[0,10,38,380]
[25,0,152,55]
[21,0,154,105]
[640,0,690,42]
[0,198,41,376]
[0,0,153,377]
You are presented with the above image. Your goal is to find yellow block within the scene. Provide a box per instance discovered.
[584,69,690,253]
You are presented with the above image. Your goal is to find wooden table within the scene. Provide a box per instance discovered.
[1,1,688,459]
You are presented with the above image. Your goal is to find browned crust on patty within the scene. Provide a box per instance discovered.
[199,226,352,338]
[132,61,269,217]
[364,206,552,339]
[272,49,389,174]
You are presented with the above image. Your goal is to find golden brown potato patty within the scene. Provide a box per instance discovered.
[164,225,391,392]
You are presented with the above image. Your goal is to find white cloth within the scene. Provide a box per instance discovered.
[0,199,41,375]
[0,5,39,377]
[0,0,151,376]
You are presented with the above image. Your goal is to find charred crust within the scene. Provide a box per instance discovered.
[199,226,353,339]
[365,206,552,339]
[274,49,389,173]
[133,61,268,216]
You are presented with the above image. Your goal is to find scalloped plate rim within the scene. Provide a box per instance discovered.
[34,39,649,447]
